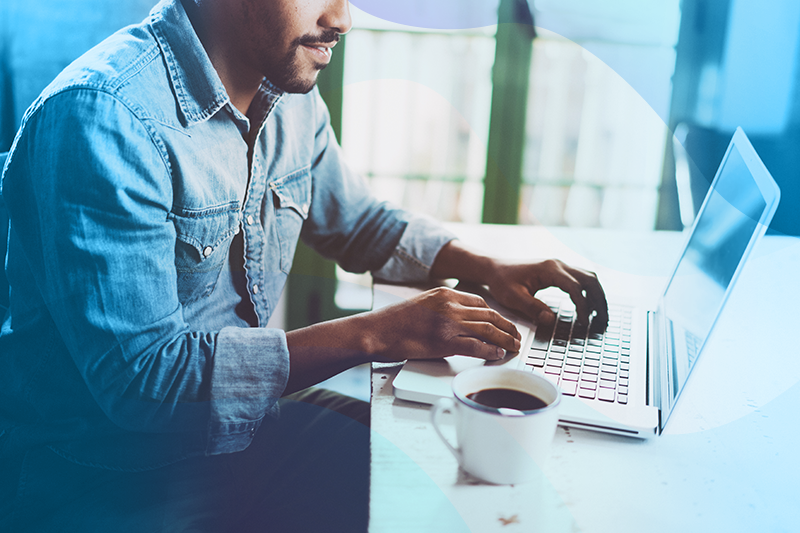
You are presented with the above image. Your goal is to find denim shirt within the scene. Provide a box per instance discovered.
[0,0,455,470]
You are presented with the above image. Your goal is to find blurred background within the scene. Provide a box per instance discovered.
[2,0,799,398]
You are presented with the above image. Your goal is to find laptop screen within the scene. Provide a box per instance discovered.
[658,129,778,424]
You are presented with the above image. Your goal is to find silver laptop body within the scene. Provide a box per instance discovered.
[390,128,781,438]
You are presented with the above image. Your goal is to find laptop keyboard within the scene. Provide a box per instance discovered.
[524,299,632,404]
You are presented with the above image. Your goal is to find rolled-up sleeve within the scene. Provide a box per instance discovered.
[206,327,288,454]
[301,90,456,281]
[371,213,457,282]
[3,89,287,455]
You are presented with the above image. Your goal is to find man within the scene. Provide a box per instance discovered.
[0,0,607,530]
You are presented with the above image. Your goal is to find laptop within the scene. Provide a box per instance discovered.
[389,127,781,438]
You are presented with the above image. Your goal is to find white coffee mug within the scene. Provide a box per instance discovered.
[430,366,561,485]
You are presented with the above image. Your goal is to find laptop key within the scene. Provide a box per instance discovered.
[598,388,615,402]
[579,380,597,391]
[618,377,629,386]
[619,370,629,379]
[599,380,616,389]
[545,366,562,375]
[527,359,545,368]
[618,385,628,395]
[578,388,596,400]
[542,373,560,387]
[562,372,579,382]
[530,348,547,359]
[582,366,599,375]
[560,381,578,396]
[580,372,598,382]
[600,371,617,381]
[617,393,628,405]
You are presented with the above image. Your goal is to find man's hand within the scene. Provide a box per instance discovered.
[364,287,522,362]
[430,241,609,327]
[484,259,608,326]
[284,286,521,394]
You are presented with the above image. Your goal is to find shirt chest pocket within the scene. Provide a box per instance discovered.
[170,208,241,305]
[270,168,312,274]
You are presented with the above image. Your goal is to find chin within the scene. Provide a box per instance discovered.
[271,62,326,94]
[282,80,318,94]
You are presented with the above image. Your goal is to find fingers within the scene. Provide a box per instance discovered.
[501,285,556,323]
[568,266,608,324]
[489,260,608,327]
[425,288,521,355]
[457,319,520,353]
[539,260,607,324]
[458,306,520,340]
[448,335,508,361]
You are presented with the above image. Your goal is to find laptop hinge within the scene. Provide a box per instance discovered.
[646,310,660,410]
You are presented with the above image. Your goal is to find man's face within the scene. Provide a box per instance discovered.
[236,0,352,94]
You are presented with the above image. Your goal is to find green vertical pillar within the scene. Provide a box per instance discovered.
[481,0,535,225]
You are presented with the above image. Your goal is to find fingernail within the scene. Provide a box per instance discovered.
[496,346,505,359]
[514,338,521,351]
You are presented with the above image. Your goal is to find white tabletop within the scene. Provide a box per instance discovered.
[368,224,800,533]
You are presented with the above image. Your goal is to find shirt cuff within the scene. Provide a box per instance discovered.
[206,326,290,455]
[371,214,457,283]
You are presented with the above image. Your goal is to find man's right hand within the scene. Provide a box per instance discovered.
[284,287,520,394]
[362,287,521,362]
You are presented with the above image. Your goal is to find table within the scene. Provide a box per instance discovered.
[368,224,800,533]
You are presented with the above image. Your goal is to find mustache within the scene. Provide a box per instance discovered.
[295,31,341,47]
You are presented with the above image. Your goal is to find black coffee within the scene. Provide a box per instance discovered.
[466,388,547,411]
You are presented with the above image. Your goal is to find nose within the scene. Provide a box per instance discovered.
[320,0,352,35]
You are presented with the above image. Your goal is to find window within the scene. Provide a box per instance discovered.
[519,30,673,229]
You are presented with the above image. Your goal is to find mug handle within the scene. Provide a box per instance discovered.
[431,397,462,464]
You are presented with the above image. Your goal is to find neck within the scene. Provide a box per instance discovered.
[181,0,263,114]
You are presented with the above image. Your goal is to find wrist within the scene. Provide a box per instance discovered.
[347,311,389,362]
[430,240,501,285]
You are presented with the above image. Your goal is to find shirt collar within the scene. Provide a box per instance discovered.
[148,0,284,127]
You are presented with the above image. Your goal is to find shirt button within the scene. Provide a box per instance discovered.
[252,284,259,294]
[203,246,213,258]
[246,215,255,225]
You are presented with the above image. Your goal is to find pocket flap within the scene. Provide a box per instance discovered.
[169,206,240,262]
[269,168,311,220]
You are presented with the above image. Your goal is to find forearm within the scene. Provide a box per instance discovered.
[284,313,377,395]
[284,282,523,394]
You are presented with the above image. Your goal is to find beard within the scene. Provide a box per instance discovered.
[267,31,339,94]
[269,51,327,94]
